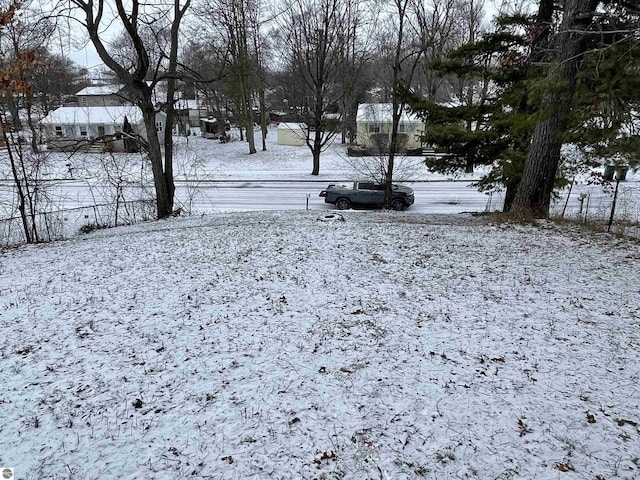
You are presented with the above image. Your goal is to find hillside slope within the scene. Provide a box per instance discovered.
[1,211,638,479]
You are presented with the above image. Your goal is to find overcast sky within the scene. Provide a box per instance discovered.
[68,44,102,70]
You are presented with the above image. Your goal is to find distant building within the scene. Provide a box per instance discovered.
[355,103,424,151]
[75,84,126,107]
[174,98,208,135]
[277,123,307,146]
[40,85,165,152]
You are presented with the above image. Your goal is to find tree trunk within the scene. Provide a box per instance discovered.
[502,0,554,213]
[239,65,256,154]
[2,124,32,243]
[77,0,190,220]
[311,128,321,175]
[512,112,565,216]
[260,86,267,152]
[245,110,256,154]
[385,0,410,208]
[163,98,176,215]
[141,104,172,218]
[253,27,268,152]
[310,86,324,175]
[385,101,400,206]
[25,93,40,154]
[7,98,22,131]
[161,0,188,215]
[503,181,518,213]
[511,0,599,217]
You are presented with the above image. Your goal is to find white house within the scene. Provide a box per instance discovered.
[355,103,424,151]
[40,106,166,152]
[277,122,307,146]
[75,85,126,107]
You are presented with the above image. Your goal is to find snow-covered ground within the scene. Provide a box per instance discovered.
[1,210,639,479]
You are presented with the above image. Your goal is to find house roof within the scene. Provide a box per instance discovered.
[356,103,420,123]
[75,85,124,96]
[40,106,144,125]
[277,122,306,130]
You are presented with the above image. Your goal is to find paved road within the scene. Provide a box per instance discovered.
[1,179,637,220]
[177,181,499,214]
[0,179,498,214]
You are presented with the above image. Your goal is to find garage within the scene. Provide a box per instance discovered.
[277,123,307,146]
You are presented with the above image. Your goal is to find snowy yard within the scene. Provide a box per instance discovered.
[1,210,639,479]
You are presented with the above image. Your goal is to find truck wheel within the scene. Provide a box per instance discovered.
[336,198,351,210]
[391,198,405,211]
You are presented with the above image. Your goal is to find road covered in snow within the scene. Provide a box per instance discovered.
[2,132,638,222]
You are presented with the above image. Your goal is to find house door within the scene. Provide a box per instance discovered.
[97,125,105,138]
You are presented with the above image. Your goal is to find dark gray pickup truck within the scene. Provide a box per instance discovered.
[319,181,415,210]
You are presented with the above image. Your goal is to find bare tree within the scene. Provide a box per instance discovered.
[192,0,268,153]
[0,1,54,243]
[63,0,191,219]
[180,41,227,114]
[410,0,460,102]
[383,0,426,207]
[451,0,490,173]
[29,53,88,115]
[277,0,351,175]
[335,0,376,144]
[252,8,269,151]
[163,0,192,205]
[379,0,485,204]
[220,0,257,153]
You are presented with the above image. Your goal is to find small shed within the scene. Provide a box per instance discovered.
[200,118,222,139]
[277,122,307,146]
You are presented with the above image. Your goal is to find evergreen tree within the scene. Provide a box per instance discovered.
[122,116,139,153]
[511,0,640,217]
[402,13,544,211]
[568,6,640,169]
[407,1,640,213]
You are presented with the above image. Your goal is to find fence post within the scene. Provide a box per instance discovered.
[561,177,575,219]
[583,194,590,223]
[607,176,621,233]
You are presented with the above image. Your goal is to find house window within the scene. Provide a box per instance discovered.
[81,97,88,106]
[368,124,380,134]
[79,125,88,137]
[156,121,163,132]
[55,126,63,137]
[398,124,410,133]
